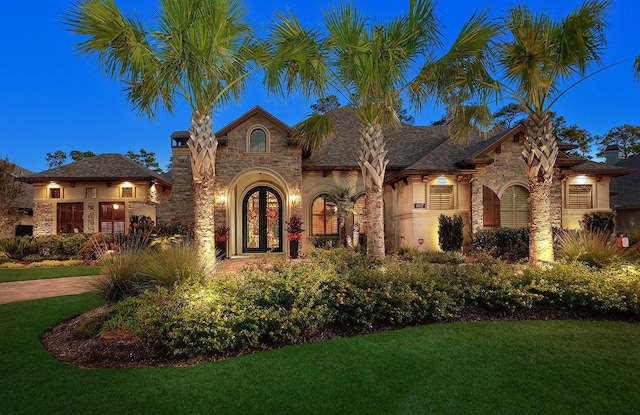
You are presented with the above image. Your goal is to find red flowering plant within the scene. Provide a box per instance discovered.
[285,215,304,241]
[214,226,230,243]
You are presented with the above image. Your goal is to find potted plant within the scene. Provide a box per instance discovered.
[285,215,304,259]
[214,226,229,260]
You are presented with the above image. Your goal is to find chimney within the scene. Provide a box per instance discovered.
[605,145,620,164]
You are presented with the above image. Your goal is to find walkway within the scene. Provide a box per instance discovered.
[0,257,256,305]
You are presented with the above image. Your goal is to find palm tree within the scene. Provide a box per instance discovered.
[327,187,359,247]
[65,0,260,272]
[265,0,497,258]
[479,1,609,265]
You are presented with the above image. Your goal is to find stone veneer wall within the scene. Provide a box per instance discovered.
[33,202,54,237]
[214,114,303,228]
[470,137,562,231]
[156,147,195,226]
[157,113,303,232]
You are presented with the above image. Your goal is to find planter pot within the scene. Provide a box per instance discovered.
[289,240,299,259]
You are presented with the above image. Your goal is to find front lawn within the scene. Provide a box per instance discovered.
[1,293,639,414]
[0,266,101,282]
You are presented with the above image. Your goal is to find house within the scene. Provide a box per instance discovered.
[609,147,640,230]
[0,162,34,239]
[157,106,633,257]
[21,154,171,237]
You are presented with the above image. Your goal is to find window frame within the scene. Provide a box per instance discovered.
[310,194,339,236]
[500,185,530,228]
[567,184,593,209]
[50,188,61,199]
[429,185,454,210]
[56,202,84,234]
[121,186,133,198]
[99,202,126,234]
[247,127,269,153]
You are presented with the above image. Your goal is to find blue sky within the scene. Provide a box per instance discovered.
[1,0,639,173]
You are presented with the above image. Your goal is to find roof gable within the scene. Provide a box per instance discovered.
[215,105,294,139]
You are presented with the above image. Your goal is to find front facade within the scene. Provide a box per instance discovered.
[21,107,630,253]
[159,106,633,256]
[23,154,171,237]
[158,107,303,257]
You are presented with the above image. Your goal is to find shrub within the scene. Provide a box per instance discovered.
[30,259,84,267]
[581,211,616,234]
[78,233,115,262]
[36,234,90,260]
[0,236,38,260]
[89,250,640,358]
[556,229,627,268]
[93,251,152,302]
[469,228,529,261]
[438,214,464,252]
[139,245,205,288]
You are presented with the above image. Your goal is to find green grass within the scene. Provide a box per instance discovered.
[1,294,639,414]
[0,266,101,282]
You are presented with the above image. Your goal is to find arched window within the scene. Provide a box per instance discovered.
[311,194,338,236]
[500,185,529,228]
[249,128,267,152]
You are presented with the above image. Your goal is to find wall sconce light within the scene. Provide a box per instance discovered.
[216,191,228,205]
[575,175,588,185]
[289,191,301,207]
[113,203,120,210]
[436,175,448,185]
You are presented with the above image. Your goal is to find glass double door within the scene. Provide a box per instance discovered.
[242,186,283,253]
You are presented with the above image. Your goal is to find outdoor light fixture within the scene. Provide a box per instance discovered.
[289,191,300,207]
[575,175,588,184]
[216,191,228,205]
[436,175,448,185]
[113,203,120,210]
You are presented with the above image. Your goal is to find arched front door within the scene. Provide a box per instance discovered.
[242,186,283,253]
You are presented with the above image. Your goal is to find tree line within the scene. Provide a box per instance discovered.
[45,148,164,172]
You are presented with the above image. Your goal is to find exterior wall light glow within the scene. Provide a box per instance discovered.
[575,175,588,184]
[216,192,227,205]
[289,191,300,207]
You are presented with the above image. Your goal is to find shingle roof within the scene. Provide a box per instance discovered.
[611,154,640,209]
[22,154,171,188]
[302,107,447,170]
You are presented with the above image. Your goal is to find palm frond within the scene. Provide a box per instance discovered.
[65,0,259,118]
[293,112,335,151]
[263,10,329,99]
[446,104,494,141]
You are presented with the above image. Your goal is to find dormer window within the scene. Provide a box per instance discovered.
[249,128,267,152]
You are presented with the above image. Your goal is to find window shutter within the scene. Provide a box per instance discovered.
[568,185,592,209]
[500,185,529,228]
[430,185,453,210]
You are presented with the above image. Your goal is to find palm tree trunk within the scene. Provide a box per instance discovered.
[522,112,558,266]
[359,122,389,259]
[187,111,217,274]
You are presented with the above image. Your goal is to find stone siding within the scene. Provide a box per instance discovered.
[33,202,54,237]
[158,113,303,234]
[156,148,195,226]
[470,137,562,231]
